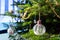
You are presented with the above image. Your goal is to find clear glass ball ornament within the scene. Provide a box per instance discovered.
[33,20,46,35]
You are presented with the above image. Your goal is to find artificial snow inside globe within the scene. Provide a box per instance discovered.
[33,20,46,35]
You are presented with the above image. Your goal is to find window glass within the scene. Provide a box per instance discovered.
[0,0,17,30]
[0,0,26,31]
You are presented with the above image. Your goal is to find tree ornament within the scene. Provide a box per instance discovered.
[33,13,46,35]
[7,22,15,35]
[33,20,46,35]
[7,26,14,35]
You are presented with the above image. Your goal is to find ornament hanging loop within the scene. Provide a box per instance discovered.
[39,12,40,20]
[37,12,41,24]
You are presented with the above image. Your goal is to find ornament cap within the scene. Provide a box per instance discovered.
[37,20,41,24]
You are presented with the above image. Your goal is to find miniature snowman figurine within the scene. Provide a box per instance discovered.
[33,20,46,35]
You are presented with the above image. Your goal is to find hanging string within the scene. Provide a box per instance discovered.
[39,12,40,20]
